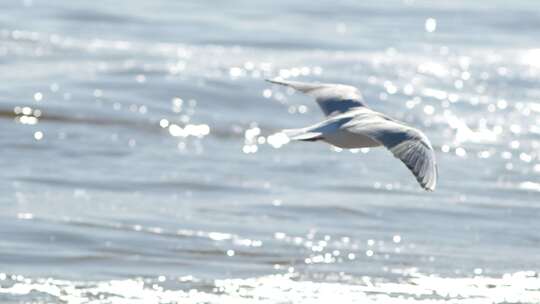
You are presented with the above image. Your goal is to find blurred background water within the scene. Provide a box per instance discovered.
[1,0,540,303]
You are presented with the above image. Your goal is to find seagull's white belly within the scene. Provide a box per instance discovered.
[322,130,381,149]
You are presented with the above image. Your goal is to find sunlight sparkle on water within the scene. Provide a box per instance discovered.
[521,49,540,68]
[159,119,169,128]
[267,132,290,149]
[425,18,437,33]
[33,131,43,140]
[33,92,43,102]
[168,124,210,138]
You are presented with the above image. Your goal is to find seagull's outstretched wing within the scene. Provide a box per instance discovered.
[266,78,367,116]
[344,113,438,191]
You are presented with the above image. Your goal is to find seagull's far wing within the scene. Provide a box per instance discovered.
[344,114,438,191]
[266,78,367,116]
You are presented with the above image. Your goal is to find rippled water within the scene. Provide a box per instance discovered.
[1,0,539,303]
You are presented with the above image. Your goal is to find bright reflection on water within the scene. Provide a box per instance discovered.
[1,0,540,303]
[0,271,539,304]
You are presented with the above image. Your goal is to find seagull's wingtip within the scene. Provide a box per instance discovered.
[265,77,285,85]
[422,179,437,192]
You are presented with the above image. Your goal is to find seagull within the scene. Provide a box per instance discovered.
[266,78,438,191]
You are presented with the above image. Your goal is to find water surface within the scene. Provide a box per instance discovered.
[1,0,539,303]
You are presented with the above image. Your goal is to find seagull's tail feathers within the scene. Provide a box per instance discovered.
[281,128,323,142]
[265,78,324,94]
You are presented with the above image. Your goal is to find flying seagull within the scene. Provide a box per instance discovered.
[267,78,438,191]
